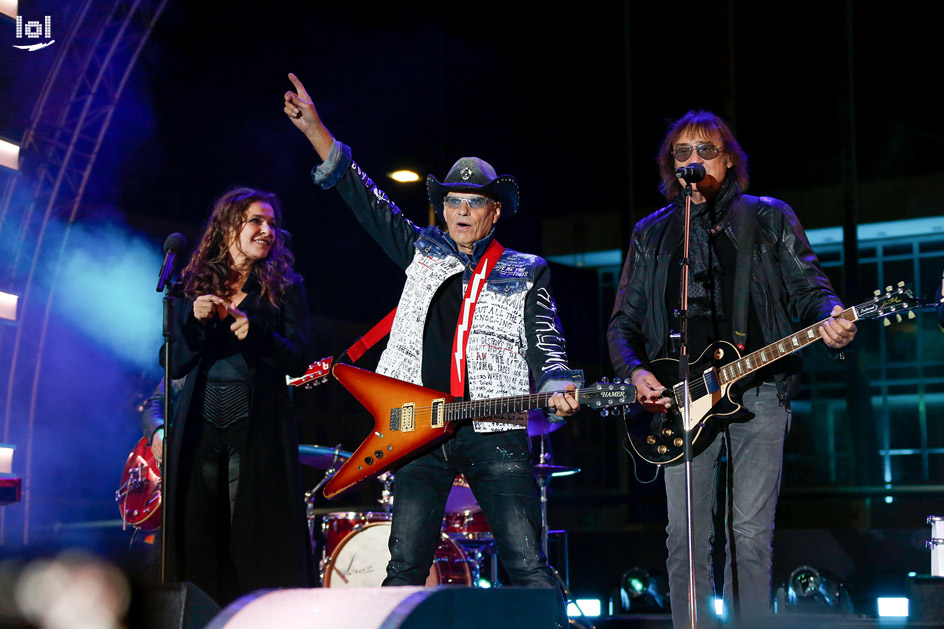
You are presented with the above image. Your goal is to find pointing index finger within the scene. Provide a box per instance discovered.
[288,72,310,99]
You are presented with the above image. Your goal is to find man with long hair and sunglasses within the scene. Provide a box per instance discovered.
[608,110,856,626]
[283,74,580,624]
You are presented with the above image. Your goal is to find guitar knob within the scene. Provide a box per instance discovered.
[674,438,683,448]
[646,435,657,445]
[657,445,668,455]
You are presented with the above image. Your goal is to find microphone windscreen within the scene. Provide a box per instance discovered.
[164,232,187,253]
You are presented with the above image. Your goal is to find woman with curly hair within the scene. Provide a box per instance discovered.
[161,187,313,605]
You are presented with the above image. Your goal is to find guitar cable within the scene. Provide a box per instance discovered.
[620,408,662,485]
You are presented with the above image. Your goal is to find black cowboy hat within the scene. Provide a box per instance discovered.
[427,157,519,219]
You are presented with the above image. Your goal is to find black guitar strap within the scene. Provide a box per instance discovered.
[731,194,760,351]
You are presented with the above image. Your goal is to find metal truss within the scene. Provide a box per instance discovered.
[0,0,167,544]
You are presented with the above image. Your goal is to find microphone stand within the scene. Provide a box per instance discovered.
[678,179,697,629]
[159,282,180,584]
[156,234,185,584]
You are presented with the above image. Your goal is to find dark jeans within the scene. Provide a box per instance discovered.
[664,383,790,628]
[383,424,559,592]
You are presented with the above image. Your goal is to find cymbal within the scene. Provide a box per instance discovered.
[533,463,581,479]
[298,445,352,470]
[527,409,566,437]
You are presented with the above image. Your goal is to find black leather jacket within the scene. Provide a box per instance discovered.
[607,192,843,395]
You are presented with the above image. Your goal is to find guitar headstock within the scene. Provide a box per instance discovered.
[853,282,921,326]
[287,356,334,388]
[580,379,635,416]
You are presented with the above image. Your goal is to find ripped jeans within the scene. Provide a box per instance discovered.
[384,423,558,590]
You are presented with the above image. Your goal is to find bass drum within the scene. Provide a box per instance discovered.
[321,511,391,557]
[323,522,472,588]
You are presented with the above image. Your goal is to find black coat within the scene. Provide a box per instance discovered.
[163,274,313,592]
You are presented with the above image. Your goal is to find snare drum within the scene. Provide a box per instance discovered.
[323,522,472,588]
[321,511,392,557]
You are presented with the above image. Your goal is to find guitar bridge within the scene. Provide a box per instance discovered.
[400,403,415,432]
[431,399,445,429]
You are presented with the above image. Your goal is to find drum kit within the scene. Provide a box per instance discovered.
[300,415,579,590]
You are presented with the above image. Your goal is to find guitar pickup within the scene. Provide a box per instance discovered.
[431,398,445,429]
[400,403,415,432]
[703,369,720,394]
[389,408,400,431]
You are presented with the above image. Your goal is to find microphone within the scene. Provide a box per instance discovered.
[675,163,706,183]
[156,232,187,292]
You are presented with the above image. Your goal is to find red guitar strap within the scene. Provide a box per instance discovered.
[345,307,398,363]
[450,239,505,397]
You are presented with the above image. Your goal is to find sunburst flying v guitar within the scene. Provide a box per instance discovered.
[290,361,635,499]
[626,282,924,466]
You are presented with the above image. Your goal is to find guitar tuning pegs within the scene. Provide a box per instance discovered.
[908,311,916,319]
[613,377,621,384]
[895,314,903,323]
[883,318,891,327]
[897,281,905,288]
[600,409,609,417]
[886,285,893,293]
[874,289,881,297]
[601,377,609,383]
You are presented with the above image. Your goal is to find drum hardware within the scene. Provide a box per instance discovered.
[533,430,580,613]
[300,444,354,580]
[377,471,394,513]
[298,444,352,471]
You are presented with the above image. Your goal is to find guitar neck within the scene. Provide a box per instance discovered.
[445,390,581,423]
[716,307,856,387]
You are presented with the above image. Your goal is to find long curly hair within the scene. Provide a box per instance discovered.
[181,187,298,305]
[657,110,749,201]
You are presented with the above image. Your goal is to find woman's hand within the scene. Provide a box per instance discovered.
[228,305,249,340]
[193,295,227,323]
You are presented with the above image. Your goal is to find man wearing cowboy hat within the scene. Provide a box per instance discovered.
[283,74,582,599]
